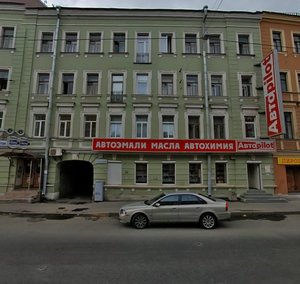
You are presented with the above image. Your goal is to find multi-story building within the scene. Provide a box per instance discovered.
[0,4,276,201]
[261,12,300,194]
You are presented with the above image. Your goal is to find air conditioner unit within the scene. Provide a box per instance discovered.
[49,148,63,157]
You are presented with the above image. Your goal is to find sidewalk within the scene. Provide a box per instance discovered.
[1,195,300,219]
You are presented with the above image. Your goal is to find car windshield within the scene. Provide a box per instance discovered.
[144,193,166,205]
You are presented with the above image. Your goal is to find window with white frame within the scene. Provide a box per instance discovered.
[86,73,99,95]
[61,73,75,95]
[135,163,148,184]
[213,116,225,139]
[136,115,148,138]
[186,74,199,96]
[272,31,283,52]
[135,73,149,95]
[238,34,251,55]
[0,27,14,49]
[109,115,122,137]
[58,114,72,137]
[40,32,53,52]
[0,69,9,91]
[162,115,175,138]
[33,114,46,137]
[84,114,97,138]
[280,72,288,92]
[210,75,223,96]
[184,33,197,53]
[88,32,102,53]
[188,116,200,139]
[136,33,150,63]
[161,74,174,96]
[64,32,78,53]
[293,33,300,54]
[215,162,227,184]
[162,163,175,184]
[284,112,293,139]
[113,32,126,53]
[244,115,256,138]
[241,75,253,97]
[37,73,50,95]
[208,34,221,54]
[0,111,4,129]
[160,33,174,53]
[189,162,202,184]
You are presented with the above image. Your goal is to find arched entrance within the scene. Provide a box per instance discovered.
[57,160,93,199]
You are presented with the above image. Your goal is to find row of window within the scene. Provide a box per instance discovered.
[272,30,300,53]
[1,68,260,97]
[0,27,254,57]
[2,26,300,56]
[134,161,227,185]
[29,112,259,139]
[0,109,294,140]
[2,67,299,96]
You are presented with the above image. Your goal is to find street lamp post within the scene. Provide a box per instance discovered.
[202,5,212,196]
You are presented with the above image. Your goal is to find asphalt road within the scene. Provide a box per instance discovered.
[1,215,300,284]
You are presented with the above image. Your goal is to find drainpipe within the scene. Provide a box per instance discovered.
[202,6,212,197]
[42,6,61,198]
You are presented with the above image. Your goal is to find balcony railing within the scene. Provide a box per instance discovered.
[110,93,123,103]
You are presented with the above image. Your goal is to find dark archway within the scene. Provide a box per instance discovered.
[57,160,93,199]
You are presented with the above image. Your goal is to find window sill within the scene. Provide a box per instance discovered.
[237,53,255,57]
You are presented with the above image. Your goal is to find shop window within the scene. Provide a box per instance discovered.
[162,163,175,184]
[135,163,148,184]
[215,162,227,184]
[189,163,202,184]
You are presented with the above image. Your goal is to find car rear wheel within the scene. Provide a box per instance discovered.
[132,213,148,229]
[200,213,217,229]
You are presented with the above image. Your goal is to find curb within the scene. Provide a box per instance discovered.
[1,211,300,219]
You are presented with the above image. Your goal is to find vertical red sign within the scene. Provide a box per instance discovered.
[261,50,285,137]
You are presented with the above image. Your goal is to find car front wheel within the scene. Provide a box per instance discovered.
[200,213,217,229]
[132,213,148,229]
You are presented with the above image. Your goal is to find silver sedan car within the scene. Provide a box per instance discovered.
[119,192,230,229]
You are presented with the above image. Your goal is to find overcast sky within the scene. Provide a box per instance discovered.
[45,0,300,13]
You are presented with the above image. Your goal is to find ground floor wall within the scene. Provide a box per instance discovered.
[44,152,275,201]
[274,155,300,194]
[0,152,276,201]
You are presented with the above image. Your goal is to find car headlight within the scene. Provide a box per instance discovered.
[119,209,127,216]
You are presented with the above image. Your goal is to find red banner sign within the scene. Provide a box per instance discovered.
[92,138,275,153]
[261,50,285,137]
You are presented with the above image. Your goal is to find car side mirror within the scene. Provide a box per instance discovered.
[154,203,160,208]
